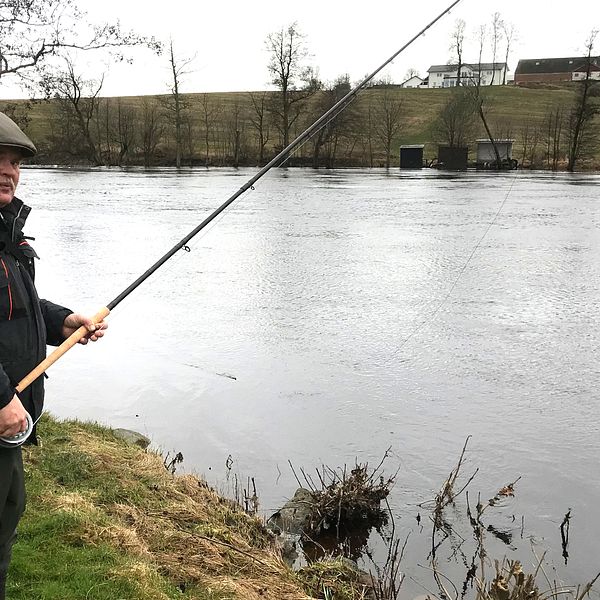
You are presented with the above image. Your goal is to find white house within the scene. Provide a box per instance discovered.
[399,75,424,88]
[426,63,508,88]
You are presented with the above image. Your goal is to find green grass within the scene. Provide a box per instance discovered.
[7,415,308,600]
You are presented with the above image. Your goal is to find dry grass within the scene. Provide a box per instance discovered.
[19,415,312,600]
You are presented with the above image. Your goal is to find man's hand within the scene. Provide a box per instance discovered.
[0,395,28,438]
[62,313,108,345]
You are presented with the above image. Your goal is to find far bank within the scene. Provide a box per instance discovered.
[1,84,598,171]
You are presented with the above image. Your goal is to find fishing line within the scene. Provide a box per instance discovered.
[387,169,521,361]
[4,0,463,446]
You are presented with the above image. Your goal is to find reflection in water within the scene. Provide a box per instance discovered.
[19,167,600,594]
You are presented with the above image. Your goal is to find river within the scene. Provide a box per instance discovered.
[20,166,600,595]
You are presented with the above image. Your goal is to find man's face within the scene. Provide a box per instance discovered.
[0,147,22,207]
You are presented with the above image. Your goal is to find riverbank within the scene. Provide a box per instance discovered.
[10,414,314,600]
[9,414,600,600]
[2,84,598,170]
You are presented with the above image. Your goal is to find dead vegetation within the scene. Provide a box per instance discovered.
[415,437,600,600]
[288,448,398,538]
[290,436,600,600]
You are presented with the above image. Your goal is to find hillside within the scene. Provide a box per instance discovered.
[1,83,597,169]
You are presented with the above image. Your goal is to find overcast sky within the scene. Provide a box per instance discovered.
[3,0,600,98]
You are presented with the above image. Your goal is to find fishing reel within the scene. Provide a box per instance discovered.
[0,412,33,448]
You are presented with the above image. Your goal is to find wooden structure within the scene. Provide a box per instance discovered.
[437,146,468,170]
[399,145,424,169]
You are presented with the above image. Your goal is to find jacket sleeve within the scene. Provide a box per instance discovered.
[40,299,73,347]
[0,364,14,409]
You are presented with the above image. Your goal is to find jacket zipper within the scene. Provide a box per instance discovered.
[11,204,23,242]
[11,204,24,267]
[1,257,13,320]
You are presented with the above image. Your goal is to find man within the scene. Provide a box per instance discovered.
[0,111,106,599]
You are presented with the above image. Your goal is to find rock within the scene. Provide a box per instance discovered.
[273,532,300,565]
[113,428,151,449]
[267,488,317,535]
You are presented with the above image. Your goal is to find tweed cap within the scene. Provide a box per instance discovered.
[0,111,36,157]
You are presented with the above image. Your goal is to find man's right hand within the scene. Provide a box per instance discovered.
[0,395,29,438]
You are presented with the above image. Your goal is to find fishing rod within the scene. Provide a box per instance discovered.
[2,0,463,446]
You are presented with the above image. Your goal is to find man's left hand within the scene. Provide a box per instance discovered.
[62,313,108,345]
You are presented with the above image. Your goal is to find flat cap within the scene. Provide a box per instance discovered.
[0,111,36,157]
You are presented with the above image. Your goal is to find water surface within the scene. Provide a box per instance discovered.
[21,167,600,593]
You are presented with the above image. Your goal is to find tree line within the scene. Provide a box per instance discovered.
[0,86,409,169]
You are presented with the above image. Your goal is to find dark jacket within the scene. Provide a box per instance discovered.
[0,196,72,425]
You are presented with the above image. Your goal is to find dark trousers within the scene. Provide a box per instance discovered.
[0,447,25,600]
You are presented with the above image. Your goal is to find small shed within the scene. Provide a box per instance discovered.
[476,139,514,168]
[399,145,424,169]
[437,146,468,170]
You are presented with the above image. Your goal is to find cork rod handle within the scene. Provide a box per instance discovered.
[16,306,110,393]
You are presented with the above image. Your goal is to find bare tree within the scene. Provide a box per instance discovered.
[224,98,246,166]
[183,119,196,165]
[465,86,503,167]
[356,96,376,167]
[139,98,164,167]
[99,98,115,164]
[248,91,271,165]
[371,89,405,168]
[567,30,599,172]
[115,99,137,165]
[476,24,487,87]
[434,88,478,147]
[266,22,319,149]
[0,0,159,86]
[308,75,358,168]
[501,21,517,84]
[546,107,565,171]
[199,93,219,165]
[520,119,542,167]
[44,58,104,164]
[489,12,503,85]
[449,19,466,86]
[403,68,420,82]
[164,40,193,168]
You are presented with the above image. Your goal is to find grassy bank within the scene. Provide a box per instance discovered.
[10,415,310,600]
[2,84,598,169]
[8,416,600,600]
